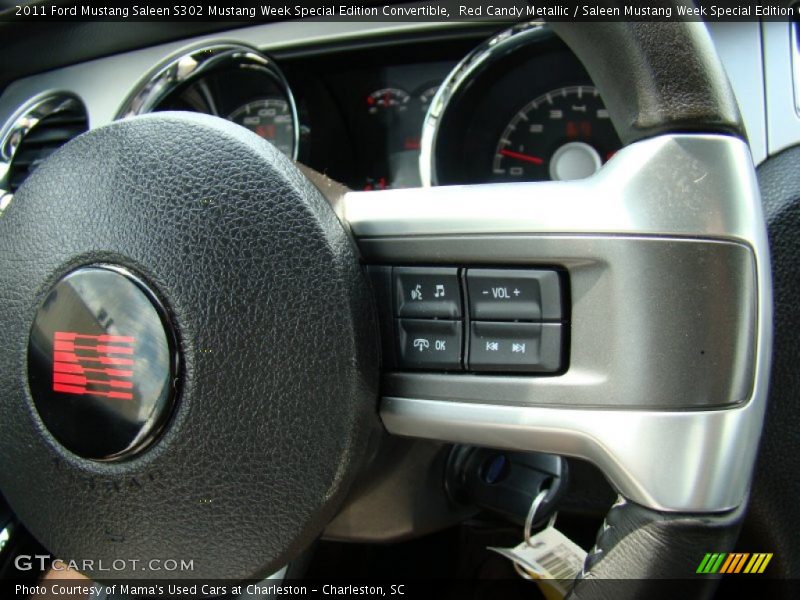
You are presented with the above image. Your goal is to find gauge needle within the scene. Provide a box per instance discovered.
[197,80,220,116]
[499,149,544,165]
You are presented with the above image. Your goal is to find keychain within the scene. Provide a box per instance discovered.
[490,487,587,600]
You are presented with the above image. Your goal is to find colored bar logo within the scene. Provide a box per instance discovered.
[52,331,135,400]
[697,553,773,574]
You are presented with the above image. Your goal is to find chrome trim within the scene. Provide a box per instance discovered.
[791,18,800,117]
[343,134,772,513]
[267,566,288,580]
[117,42,300,160]
[0,191,13,218]
[420,21,550,186]
[381,397,762,514]
[0,92,85,193]
[0,522,10,555]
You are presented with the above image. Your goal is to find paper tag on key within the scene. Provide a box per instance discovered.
[490,526,587,599]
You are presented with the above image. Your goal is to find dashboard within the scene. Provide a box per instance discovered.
[0,19,782,200]
[2,23,622,196]
[124,25,621,190]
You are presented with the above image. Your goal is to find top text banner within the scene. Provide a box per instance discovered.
[0,0,797,22]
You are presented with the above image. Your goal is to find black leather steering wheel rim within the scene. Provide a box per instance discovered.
[549,20,745,144]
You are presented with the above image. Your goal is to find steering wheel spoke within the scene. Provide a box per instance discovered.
[343,133,771,514]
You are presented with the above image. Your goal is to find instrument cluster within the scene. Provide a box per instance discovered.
[121,25,621,190]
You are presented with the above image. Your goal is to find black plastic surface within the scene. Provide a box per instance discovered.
[0,23,249,97]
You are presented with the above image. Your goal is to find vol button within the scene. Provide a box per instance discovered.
[467,269,562,321]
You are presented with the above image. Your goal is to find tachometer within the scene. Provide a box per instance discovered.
[228,98,295,158]
[492,85,620,182]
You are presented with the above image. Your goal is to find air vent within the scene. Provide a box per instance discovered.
[1,95,88,192]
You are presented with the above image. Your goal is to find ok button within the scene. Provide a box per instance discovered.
[396,319,463,370]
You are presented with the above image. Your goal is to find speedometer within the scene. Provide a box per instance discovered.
[228,98,296,158]
[492,85,620,182]
[119,44,301,161]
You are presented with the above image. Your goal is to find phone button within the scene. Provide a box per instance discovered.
[394,267,461,318]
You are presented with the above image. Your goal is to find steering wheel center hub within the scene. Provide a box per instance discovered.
[28,265,178,461]
[0,113,378,579]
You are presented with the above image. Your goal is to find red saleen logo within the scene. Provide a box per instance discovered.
[52,332,135,400]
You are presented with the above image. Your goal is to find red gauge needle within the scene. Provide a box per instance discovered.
[499,149,544,165]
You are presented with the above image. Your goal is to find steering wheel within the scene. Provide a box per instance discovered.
[0,14,770,600]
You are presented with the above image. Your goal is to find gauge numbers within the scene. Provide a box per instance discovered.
[492,85,619,182]
[366,88,410,115]
[228,98,296,158]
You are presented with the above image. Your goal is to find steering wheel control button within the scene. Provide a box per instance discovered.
[469,321,562,373]
[378,265,569,372]
[466,269,562,321]
[27,265,178,461]
[394,267,461,318]
[397,318,463,370]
